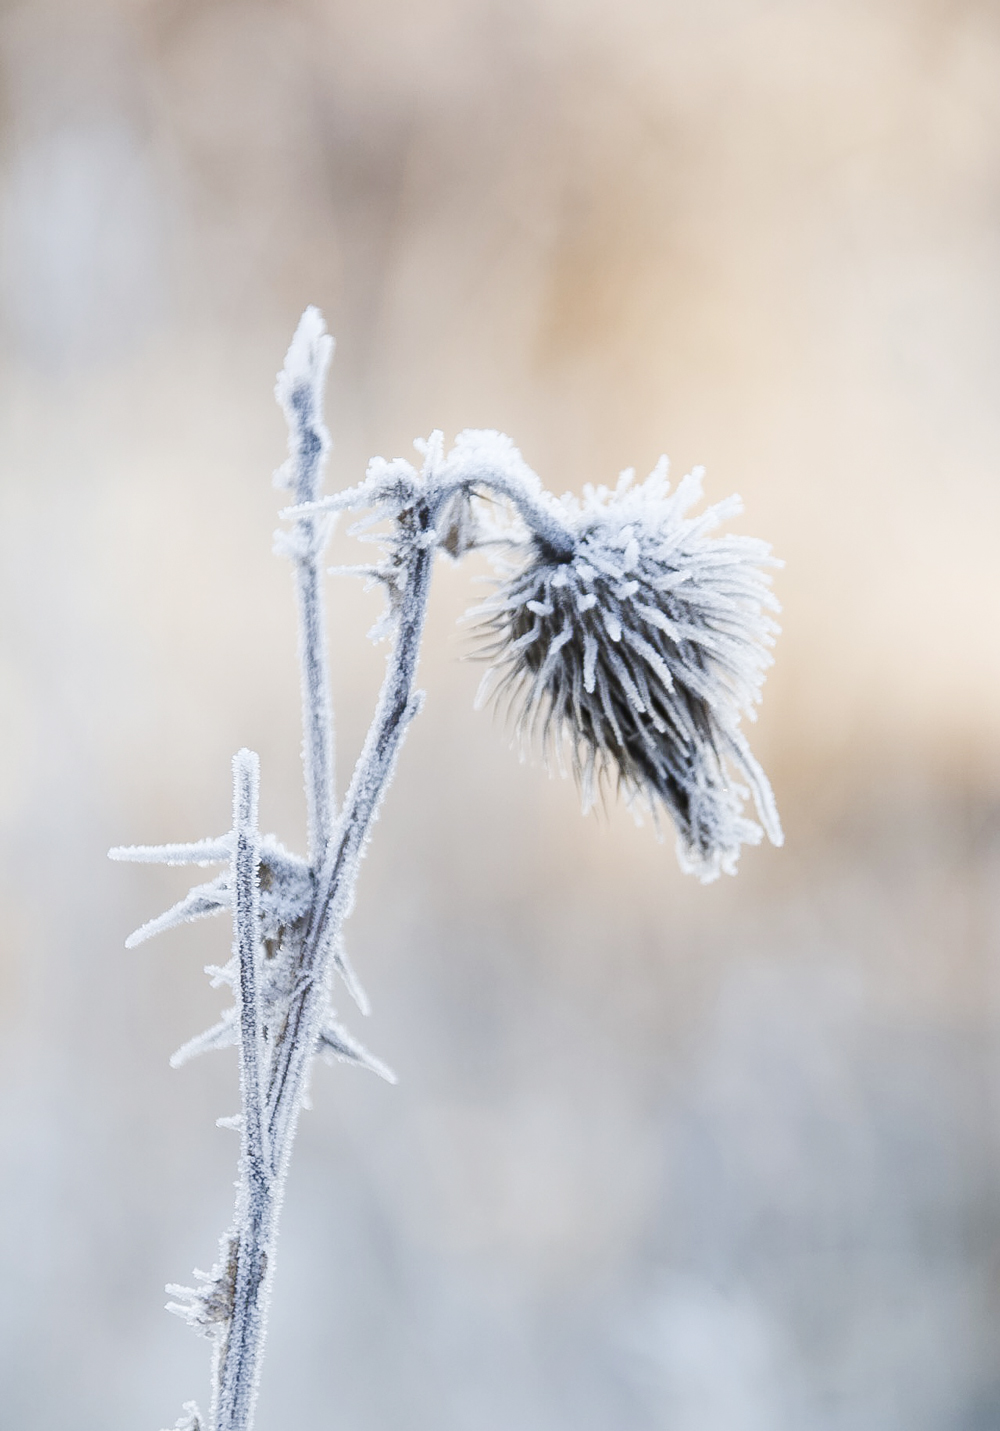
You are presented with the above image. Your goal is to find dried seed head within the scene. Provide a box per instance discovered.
[474,459,783,881]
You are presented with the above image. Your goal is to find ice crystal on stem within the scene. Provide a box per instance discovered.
[112,309,782,1431]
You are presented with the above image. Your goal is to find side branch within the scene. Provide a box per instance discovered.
[232,750,269,1211]
[275,307,337,859]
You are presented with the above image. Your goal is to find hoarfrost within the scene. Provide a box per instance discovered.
[113,306,783,1431]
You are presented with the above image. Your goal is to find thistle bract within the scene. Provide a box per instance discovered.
[475,457,783,881]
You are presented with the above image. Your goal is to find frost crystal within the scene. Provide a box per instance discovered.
[473,457,783,880]
[162,1402,204,1431]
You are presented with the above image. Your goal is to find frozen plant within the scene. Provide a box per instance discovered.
[110,307,783,1431]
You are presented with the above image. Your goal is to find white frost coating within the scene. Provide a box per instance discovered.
[116,312,416,1431]
[109,836,231,866]
[473,455,783,880]
[284,426,778,871]
[161,1401,203,1431]
[273,306,332,472]
[263,543,432,1164]
[317,1016,397,1083]
[212,748,274,1431]
[125,876,229,948]
[332,939,370,1016]
[274,306,337,861]
[170,1010,238,1068]
[288,425,576,562]
[113,308,784,1431]
[119,837,312,952]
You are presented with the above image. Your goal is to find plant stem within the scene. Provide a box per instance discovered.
[277,309,337,860]
[466,470,575,560]
[214,751,276,1431]
[210,526,435,1431]
[289,392,336,858]
[267,533,434,1165]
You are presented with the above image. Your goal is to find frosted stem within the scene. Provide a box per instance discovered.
[266,531,435,1168]
[277,308,337,859]
[292,455,577,564]
[465,469,575,560]
[296,550,334,856]
[112,306,782,1431]
[214,750,275,1431]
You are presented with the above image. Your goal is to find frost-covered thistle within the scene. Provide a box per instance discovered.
[111,310,782,1431]
[473,457,783,880]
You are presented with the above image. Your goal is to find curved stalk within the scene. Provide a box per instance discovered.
[464,470,575,561]
[291,463,578,566]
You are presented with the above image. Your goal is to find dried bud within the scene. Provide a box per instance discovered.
[474,460,783,880]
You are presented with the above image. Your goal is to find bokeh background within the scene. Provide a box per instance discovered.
[1,1,1000,1427]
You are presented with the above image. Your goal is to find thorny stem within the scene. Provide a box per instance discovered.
[267,528,435,1164]
[117,309,782,1431]
[215,752,275,1431]
[213,415,573,1431]
[153,322,556,1431]
[211,511,435,1431]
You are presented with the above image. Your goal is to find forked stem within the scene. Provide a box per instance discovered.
[267,535,434,1171]
[212,524,436,1431]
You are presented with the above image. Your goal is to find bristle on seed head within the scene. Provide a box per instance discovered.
[474,459,783,881]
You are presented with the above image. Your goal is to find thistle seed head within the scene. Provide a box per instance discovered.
[474,458,783,881]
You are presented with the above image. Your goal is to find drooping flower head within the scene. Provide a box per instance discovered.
[470,443,783,881]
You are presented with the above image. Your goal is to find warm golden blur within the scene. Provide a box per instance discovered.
[1,2,999,1427]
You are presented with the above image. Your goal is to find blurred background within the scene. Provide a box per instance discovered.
[1,0,999,1426]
